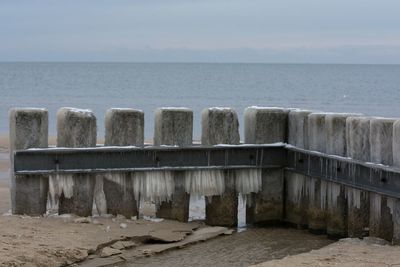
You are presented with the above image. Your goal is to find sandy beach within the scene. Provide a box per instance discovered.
[1,135,400,266]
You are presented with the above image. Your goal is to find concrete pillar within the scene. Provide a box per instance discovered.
[203,107,239,227]
[285,109,312,228]
[325,113,360,238]
[308,113,328,153]
[103,108,144,218]
[244,107,288,144]
[370,118,395,165]
[244,107,287,225]
[369,118,396,241]
[346,116,370,238]
[154,108,193,146]
[57,108,97,217]
[288,109,312,149]
[154,108,192,222]
[307,112,328,234]
[9,108,48,215]
[391,120,400,244]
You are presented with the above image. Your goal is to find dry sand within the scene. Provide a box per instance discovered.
[251,237,400,267]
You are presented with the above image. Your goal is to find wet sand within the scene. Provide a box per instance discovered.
[119,227,334,267]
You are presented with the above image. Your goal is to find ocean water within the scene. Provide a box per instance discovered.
[1,62,399,139]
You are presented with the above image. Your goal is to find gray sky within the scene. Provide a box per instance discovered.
[1,0,399,63]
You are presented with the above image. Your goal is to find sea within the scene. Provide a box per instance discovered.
[1,62,400,139]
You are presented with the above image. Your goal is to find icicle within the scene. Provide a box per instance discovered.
[48,173,74,209]
[287,173,305,205]
[184,170,225,197]
[104,172,126,187]
[235,169,262,195]
[370,192,382,221]
[131,171,174,204]
[237,193,247,227]
[327,183,341,209]
[387,197,395,215]
[308,177,316,203]
[346,188,361,209]
[93,174,107,215]
[320,180,328,209]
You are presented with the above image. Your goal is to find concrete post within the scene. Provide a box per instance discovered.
[391,120,400,244]
[307,112,328,234]
[346,116,370,238]
[285,109,312,228]
[244,107,287,225]
[103,108,144,218]
[369,118,396,242]
[244,107,288,144]
[154,108,192,222]
[9,108,48,215]
[325,113,360,238]
[288,109,312,149]
[154,108,193,146]
[57,108,97,217]
[203,107,239,227]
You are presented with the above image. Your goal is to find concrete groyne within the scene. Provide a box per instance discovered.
[9,106,400,243]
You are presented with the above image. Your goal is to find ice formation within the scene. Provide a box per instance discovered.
[48,174,74,209]
[235,169,262,207]
[287,173,305,204]
[93,175,107,215]
[370,192,382,221]
[234,169,262,195]
[184,170,225,197]
[320,180,328,209]
[131,171,174,203]
[346,187,361,209]
[327,183,341,209]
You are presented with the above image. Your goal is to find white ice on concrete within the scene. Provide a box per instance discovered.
[184,170,225,197]
[235,169,262,195]
[131,171,174,203]
[48,174,74,209]
[327,183,341,209]
[320,180,328,209]
[287,173,305,205]
[370,192,382,222]
[93,175,107,215]
[347,188,361,209]
[235,169,262,208]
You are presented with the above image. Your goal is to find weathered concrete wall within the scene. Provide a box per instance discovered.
[103,108,144,218]
[155,108,192,222]
[244,107,288,225]
[57,107,97,217]
[346,116,371,238]
[203,107,239,227]
[369,117,396,242]
[9,108,48,215]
